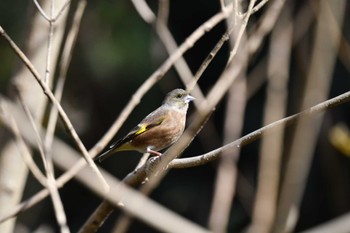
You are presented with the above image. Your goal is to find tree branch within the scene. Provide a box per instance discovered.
[0,25,109,192]
[169,90,350,169]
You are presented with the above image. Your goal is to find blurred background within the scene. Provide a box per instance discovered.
[0,0,350,232]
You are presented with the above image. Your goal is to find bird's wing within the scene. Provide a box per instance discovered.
[95,116,165,162]
[110,116,165,149]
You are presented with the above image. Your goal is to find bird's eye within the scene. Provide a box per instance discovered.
[176,93,182,98]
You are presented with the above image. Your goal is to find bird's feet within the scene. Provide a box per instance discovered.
[147,148,162,156]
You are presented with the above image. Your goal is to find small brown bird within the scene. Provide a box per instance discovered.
[95,89,195,162]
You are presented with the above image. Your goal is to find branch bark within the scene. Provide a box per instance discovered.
[0,1,69,232]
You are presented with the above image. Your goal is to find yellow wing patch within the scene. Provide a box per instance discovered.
[330,123,350,156]
[136,117,165,136]
[134,124,148,135]
[109,116,165,151]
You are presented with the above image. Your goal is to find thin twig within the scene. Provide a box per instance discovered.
[246,0,314,100]
[32,0,71,22]
[18,93,70,233]
[169,90,350,169]
[249,3,292,232]
[44,0,87,174]
[113,110,214,233]
[186,29,229,92]
[227,0,256,63]
[0,98,210,233]
[88,4,234,160]
[111,3,256,231]
[0,102,47,187]
[1,90,350,229]
[208,77,247,233]
[248,0,286,55]
[208,2,247,231]
[133,0,207,109]
[17,94,48,171]
[273,1,346,232]
[249,0,270,15]
[0,26,109,192]
[43,0,54,84]
[0,0,276,226]
[133,0,224,167]
[131,0,155,23]
[220,0,225,11]
[0,0,275,229]
[157,0,169,25]
[53,0,71,22]
[33,0,50,21]
[0,5,235,224]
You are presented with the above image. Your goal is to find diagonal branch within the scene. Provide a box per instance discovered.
[0,4,237,224]
[0,26,109,192]
[169,90,350,169]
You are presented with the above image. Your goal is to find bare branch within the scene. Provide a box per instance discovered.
[208,78,247,233]
[0,103,47,187]
[44,0,87,175]
[300,212,350,233]
[0,26,110,192]
[208,1,248,231]
[0,4,235,225]
[114,3,255,229]
[131,0,156,23]
[81,1,264,230]
[88,3,234,161]
[0,97,211,233]
[249,3,293,232]
[248,0,286,55]
[228,0,256,63]
[42,6,86,209]
[18,93,70,233]
[132,0,207,109]
[32,0,51,21]
[274,1,346,232]
[169,90,350,169]
[43,0,55,84]
[53,0,71,22]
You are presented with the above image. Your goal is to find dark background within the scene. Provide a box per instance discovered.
[0,0,350,232]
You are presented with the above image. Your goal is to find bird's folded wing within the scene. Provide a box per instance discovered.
[110,117,165,149]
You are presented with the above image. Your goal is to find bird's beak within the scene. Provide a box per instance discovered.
[185,94,195,103]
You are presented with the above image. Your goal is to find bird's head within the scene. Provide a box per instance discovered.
[163,89,195,111]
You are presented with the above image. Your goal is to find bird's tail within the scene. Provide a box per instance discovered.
[94,148,113,163]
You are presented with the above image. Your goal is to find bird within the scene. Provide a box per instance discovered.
[95,89,195,162]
